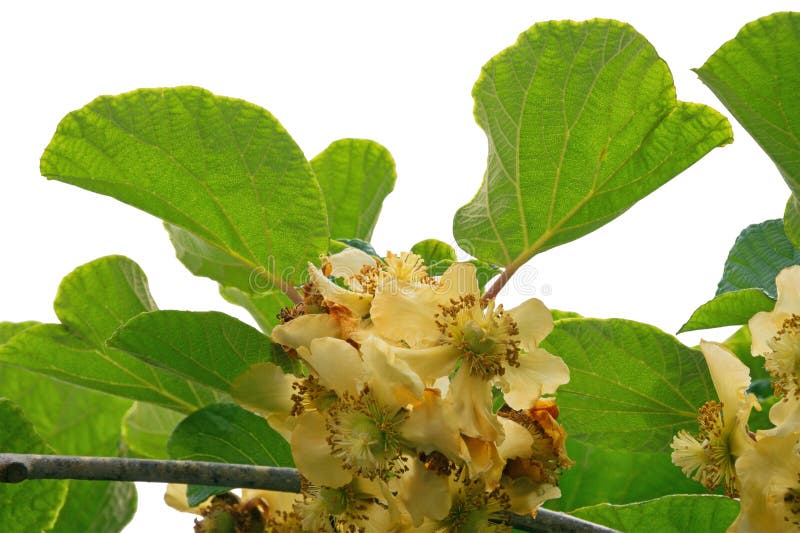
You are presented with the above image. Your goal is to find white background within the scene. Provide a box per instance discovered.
[0,1,797,530]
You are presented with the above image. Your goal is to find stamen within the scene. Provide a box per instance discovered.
[767,315,800,400]
[435,295,522,380]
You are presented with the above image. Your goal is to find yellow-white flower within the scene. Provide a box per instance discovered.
[670,341,758,495]
[728,428,800,532]
[371,261,568,441]
[749,265,800,430]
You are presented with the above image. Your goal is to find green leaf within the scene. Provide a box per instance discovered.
[696,12,800,191]
[52,481,137,533]
[165,223,263,294]
[334,238,379,256]
[1,323,137,533]
[552,309,582,321]
[716,219,800,298]
[311,139,396,241]
[570,494,739,533]
[785,195,800,249]
[547,441,705,512]
[454,19,731,271]
[41,86,329,289]
[0,257,220,413]
[411,239,458,265]
[678,289,775,333]
[541,318,714,451]
[54,255,157,344]
[167,403,294,467]
[122,402,186,459]
[220,286,291,333]
[109,310,299,394]
[0,399,69,532]
[0,322,38,343]
[187,485,230,508]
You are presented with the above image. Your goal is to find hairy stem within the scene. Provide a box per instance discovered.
[0,453,617,532]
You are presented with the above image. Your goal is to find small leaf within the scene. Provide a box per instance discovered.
[41,86,329,289]
[311,139,396,241]
[696,12,800,191]
[411,239,458,265]
[679,289,775,333]
[455,19,731,270]
[785,195,800,249]
[109,310,299,394]
[167,403,294,467]
[334,238,379,256]
[187,485,229,508]
[570,494,739,533]
[219,286,291,333]
[122,402,186,459]
[541,318,714,451]
[716,219,800,298]
[547,440,705,512]
[54,255,157,345]
[0,399,69,532]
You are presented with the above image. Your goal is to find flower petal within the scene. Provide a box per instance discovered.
[448,366,503,442]
[398,458,452,525]
[700,341,755,423]
[361,336,425,410]
[370,279,445,348]
[303,337,365,398]
[271,313,341,350]
[309,263,373,317]
[231,361,295,420]
[327,248,377,279]
[401,389,467,463]
[291,411,353,488]
[501,348,570,410]
[497,417,535,460]
[393,344,461,385]
[507,298,554,350]
[437,262,478,299]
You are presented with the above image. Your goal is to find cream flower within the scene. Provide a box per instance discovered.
[728,429,800,532]
[496,398,572,515]
[670,341,758,495]
[749,266,800,430]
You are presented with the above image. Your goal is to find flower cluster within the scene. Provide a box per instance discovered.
[212,248,572,531]
[671,266,800,532]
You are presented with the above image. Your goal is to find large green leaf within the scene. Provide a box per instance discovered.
[716,219,800,298]
[570,495,738,533]
[696,12,800,192]
[541,318,714,452]
[109,310,298,394]
[678,289,775,333]
[165,223,259,294]
[0,322,137,533]
[167,403,293,467]
[454,19,732,272]
[0,399,69,532]
[122,402,185,459]
[547,441,705,512]
[41,86,329,289]
[167,224,294,332]
[311,138,396,240]
[0,257,219,413]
